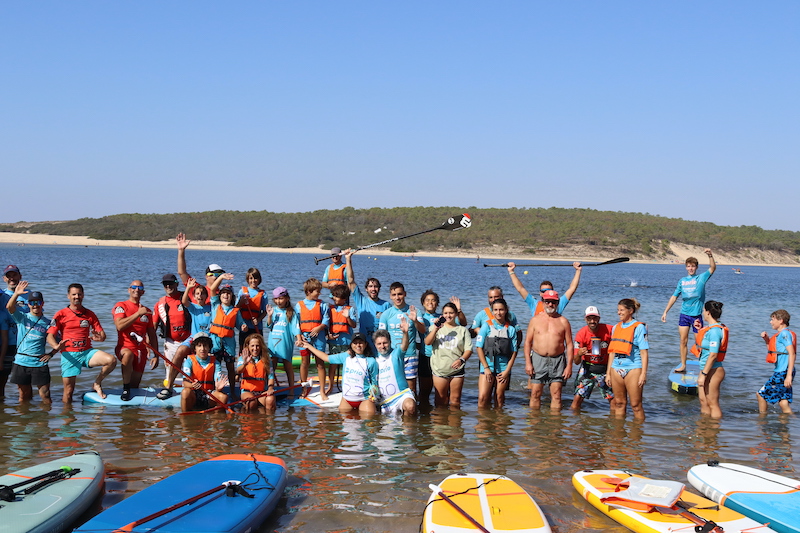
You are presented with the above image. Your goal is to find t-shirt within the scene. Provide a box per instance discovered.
[430,325,472,377]
[328,305,357,347]
[182,355,225,382]
[187,302,212,337]
[471,308,518,331]
[772,329,796,372]
[351,287,391,339]
[295,299,331,351]
[11,311,50,367]
[699,326,725,368]
[1,290,29,344]
[673,270,713,316]
[113,300,152,351]
[209,295,247,356]
[378,305,417,358]
[236,288,267,332]
[48,307,104,352]
[268,307,300,360]
[376,347,408,401]
[574,323,613,367]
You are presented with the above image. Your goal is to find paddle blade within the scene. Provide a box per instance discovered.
[441,213,471,231]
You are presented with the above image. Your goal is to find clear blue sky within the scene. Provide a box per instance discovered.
[2,2,798,230]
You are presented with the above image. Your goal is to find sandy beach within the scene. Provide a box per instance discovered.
[0,231,797,267]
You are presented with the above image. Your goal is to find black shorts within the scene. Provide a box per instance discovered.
[194,389,211,409]
[418,353,433,378]
[10,363,51,387]
[2,345,17,373]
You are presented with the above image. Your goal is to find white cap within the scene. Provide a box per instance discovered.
[585,306,600,317]
[206,263,225,274]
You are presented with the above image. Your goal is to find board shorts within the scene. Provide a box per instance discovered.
[115,345,148,373]
[679,313,702,331]
[530,351,566,385]
[2,345,17,372]
[381,389,415,416]
[479,355,510,374]
[10,363,51,387]
[573,364,613,400]
[61,349,101,378]
[213,349,235,364]
[404,353,418,379]
[417,353,432,379]
[300,348,328,365]
[758,369,795,404]
[193,389,211,410]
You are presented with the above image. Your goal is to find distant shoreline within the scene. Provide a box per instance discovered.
[0,231,797,267]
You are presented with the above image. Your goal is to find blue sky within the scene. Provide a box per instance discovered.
[2,2,798,230]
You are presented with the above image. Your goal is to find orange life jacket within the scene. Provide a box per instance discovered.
[330,305,352,334]
[189,354,216,391]
[608,321,644,356]
[767,330,797,364]
[239,287,264,322]
[535,301,545,316]
[690,323,729,362]
[240,357,270,392]
[299,300,323,333]
[209,305,240,338]
[325,264,346,287]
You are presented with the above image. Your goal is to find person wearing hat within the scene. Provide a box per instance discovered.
[321,247,348,295]
[153,273,191,384]
[176,232,224,304]
[6,281,64,403]
[570,306,614,411]
[112,280,159,401]
[523,289,574,411]
[0,265,28,393]
[266,286,299,393]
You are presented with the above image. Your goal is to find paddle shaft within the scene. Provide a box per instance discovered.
[0,466,77,501]
[184,383,303,415]
[23,468,81,495]
[429,485,490,533]
[314,213,471,264]
[139,338,234,414]
[2,466,73,492]
[484,257,630,268]
[113,483,228,532]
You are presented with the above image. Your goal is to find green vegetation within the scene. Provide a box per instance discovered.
[2,207,800,256]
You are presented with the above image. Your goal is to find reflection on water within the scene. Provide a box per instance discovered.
[0,245,799,532]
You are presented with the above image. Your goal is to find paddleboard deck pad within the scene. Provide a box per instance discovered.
[75,454,287,533]
[669,359,699,395]
[0,450,104,533]
[572,469,775,533]
[82,387,182,407]
[423,473,551,532]
[688,461,800,533]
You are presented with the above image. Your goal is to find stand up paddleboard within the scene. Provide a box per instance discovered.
[82,387,183,407]
[75,454,287,533]
[286,378,343,408]
[0,450,104,533]
[572,469,775,533]
[668,359,699,395]
[688,461,800,533]
[423,473,551,533]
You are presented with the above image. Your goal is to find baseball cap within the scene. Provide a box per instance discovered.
[273,286,289,298]
[162,273,178,284]
[205,264,225,274]
[3,265,20,275]
[331,247,342,256]
[585,306,601,317]
[541,289,560,301]
[219,284,234,294]
[351,332,368,343]
[28,291,44,302]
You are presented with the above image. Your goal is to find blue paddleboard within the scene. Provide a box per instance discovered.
[75,454,287,533]
[668,359,699,395]
[82,387,182,407]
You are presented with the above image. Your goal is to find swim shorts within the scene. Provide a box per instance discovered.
[403,353,418,379]
[573,364,613,400]
[381,389,415,416]
[679,313,702,331]
[60,349,101,378]
[530,351,566,384]
[758,369,795,404]
[10,363,51,387]
[115,345,148,373]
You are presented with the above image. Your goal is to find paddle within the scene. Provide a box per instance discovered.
[427,484,490,533]
[0,466,78,502]
[314,213,472,264]
[180,383,303,415]
[483,257,630,268]
[133,334,235,414]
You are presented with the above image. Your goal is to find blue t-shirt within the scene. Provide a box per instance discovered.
[268,306,300,360]
[611,321,649,370]
[295,299,330,351]
[11,311,50,367]
[351,287,391,339]
[772,329,795,373]
[699,325,725,369]
[182,355,225,382]
[673,270,713,316]
[209,296,247,356]
[328,305,357,347]
[471,308,518,331]
[187,302,212,337]
[378,305,417,358]
[418,311,439,357]
[0,290,28,345]
[524,293,569,315]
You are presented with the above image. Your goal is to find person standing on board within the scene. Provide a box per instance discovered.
[0,265,28,394]
[570,306,614,411]
[236,267,267,349]
[523,290,573,411]
[176,232,224,304]
[506,261,582,316]
[153,273,191,385]
[321,247,348,294]
[661,248,716,373]
[47,283,117,403]
[344,249,390,349]
[757,309,796,414]
[112,280,159,400]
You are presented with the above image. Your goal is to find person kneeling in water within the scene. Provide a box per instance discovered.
[374,316,415,416]
[180,334,229,412]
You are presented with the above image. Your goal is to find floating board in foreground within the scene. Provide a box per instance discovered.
[75,454,287,533]
[668,359,699,395]
[0,450,104,533]
[285,377,343,408]
[423,473,551,533]
[572,469,775,533]
[82,387,182,407]
[688,462,800,533]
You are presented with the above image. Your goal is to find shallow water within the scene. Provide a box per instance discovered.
[0,244,798,532]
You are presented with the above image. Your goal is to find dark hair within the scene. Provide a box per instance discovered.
[68,283,84,293]
[331,284,350,299]
[491,298,508,312]
[364,277,381,290]
[389,281,405,293]
[539,281,553,289]
[420,289,440,307]
[246,267,262,284]
[191,336,213,350]
[771,309,791,326]
[488,285,503,294]
[618,298,641,313]
[442,302,458,314]
[704,300,724,320]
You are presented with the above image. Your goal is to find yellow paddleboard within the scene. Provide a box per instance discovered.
[423,473,551,533]
[572,469,776,533]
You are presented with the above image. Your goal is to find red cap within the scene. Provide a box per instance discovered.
[541,289,559,301]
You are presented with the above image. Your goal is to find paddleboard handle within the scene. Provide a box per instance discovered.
[707,460,719,466]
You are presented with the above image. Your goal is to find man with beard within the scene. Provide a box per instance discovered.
[524,289,573,411]
[344,249,390,349]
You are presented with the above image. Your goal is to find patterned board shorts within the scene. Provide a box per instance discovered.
[758,369,795,404]
[574,365,614,400]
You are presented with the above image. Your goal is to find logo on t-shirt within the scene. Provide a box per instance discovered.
[79,320,90,328]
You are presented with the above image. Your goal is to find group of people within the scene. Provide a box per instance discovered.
[0,239,796,419]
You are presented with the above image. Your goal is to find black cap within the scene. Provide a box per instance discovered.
[162,273,178,283]
[28,291,44,302]
[351,333,368,343]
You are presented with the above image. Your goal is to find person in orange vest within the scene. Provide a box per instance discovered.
[294,278,331,400]
[236,267,267,350]
[758,309,796,414]
[236,333,276,412]
[326,284,356,396]
[607,298,649,420]
[208,272,248,395]
[180,333,228,412]
[321,247,348,297]
[691,300,727,418]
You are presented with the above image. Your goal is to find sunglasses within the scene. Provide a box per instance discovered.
[130,285,145,291]
[539,288,553,293]
[543,299,559,304]
[28,300,42,306]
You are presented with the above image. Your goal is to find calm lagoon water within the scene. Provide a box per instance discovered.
[1,244,798,532]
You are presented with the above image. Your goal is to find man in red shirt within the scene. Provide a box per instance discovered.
[47,283,117,403]
[570,306,614,411]
[113,280,158,400]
